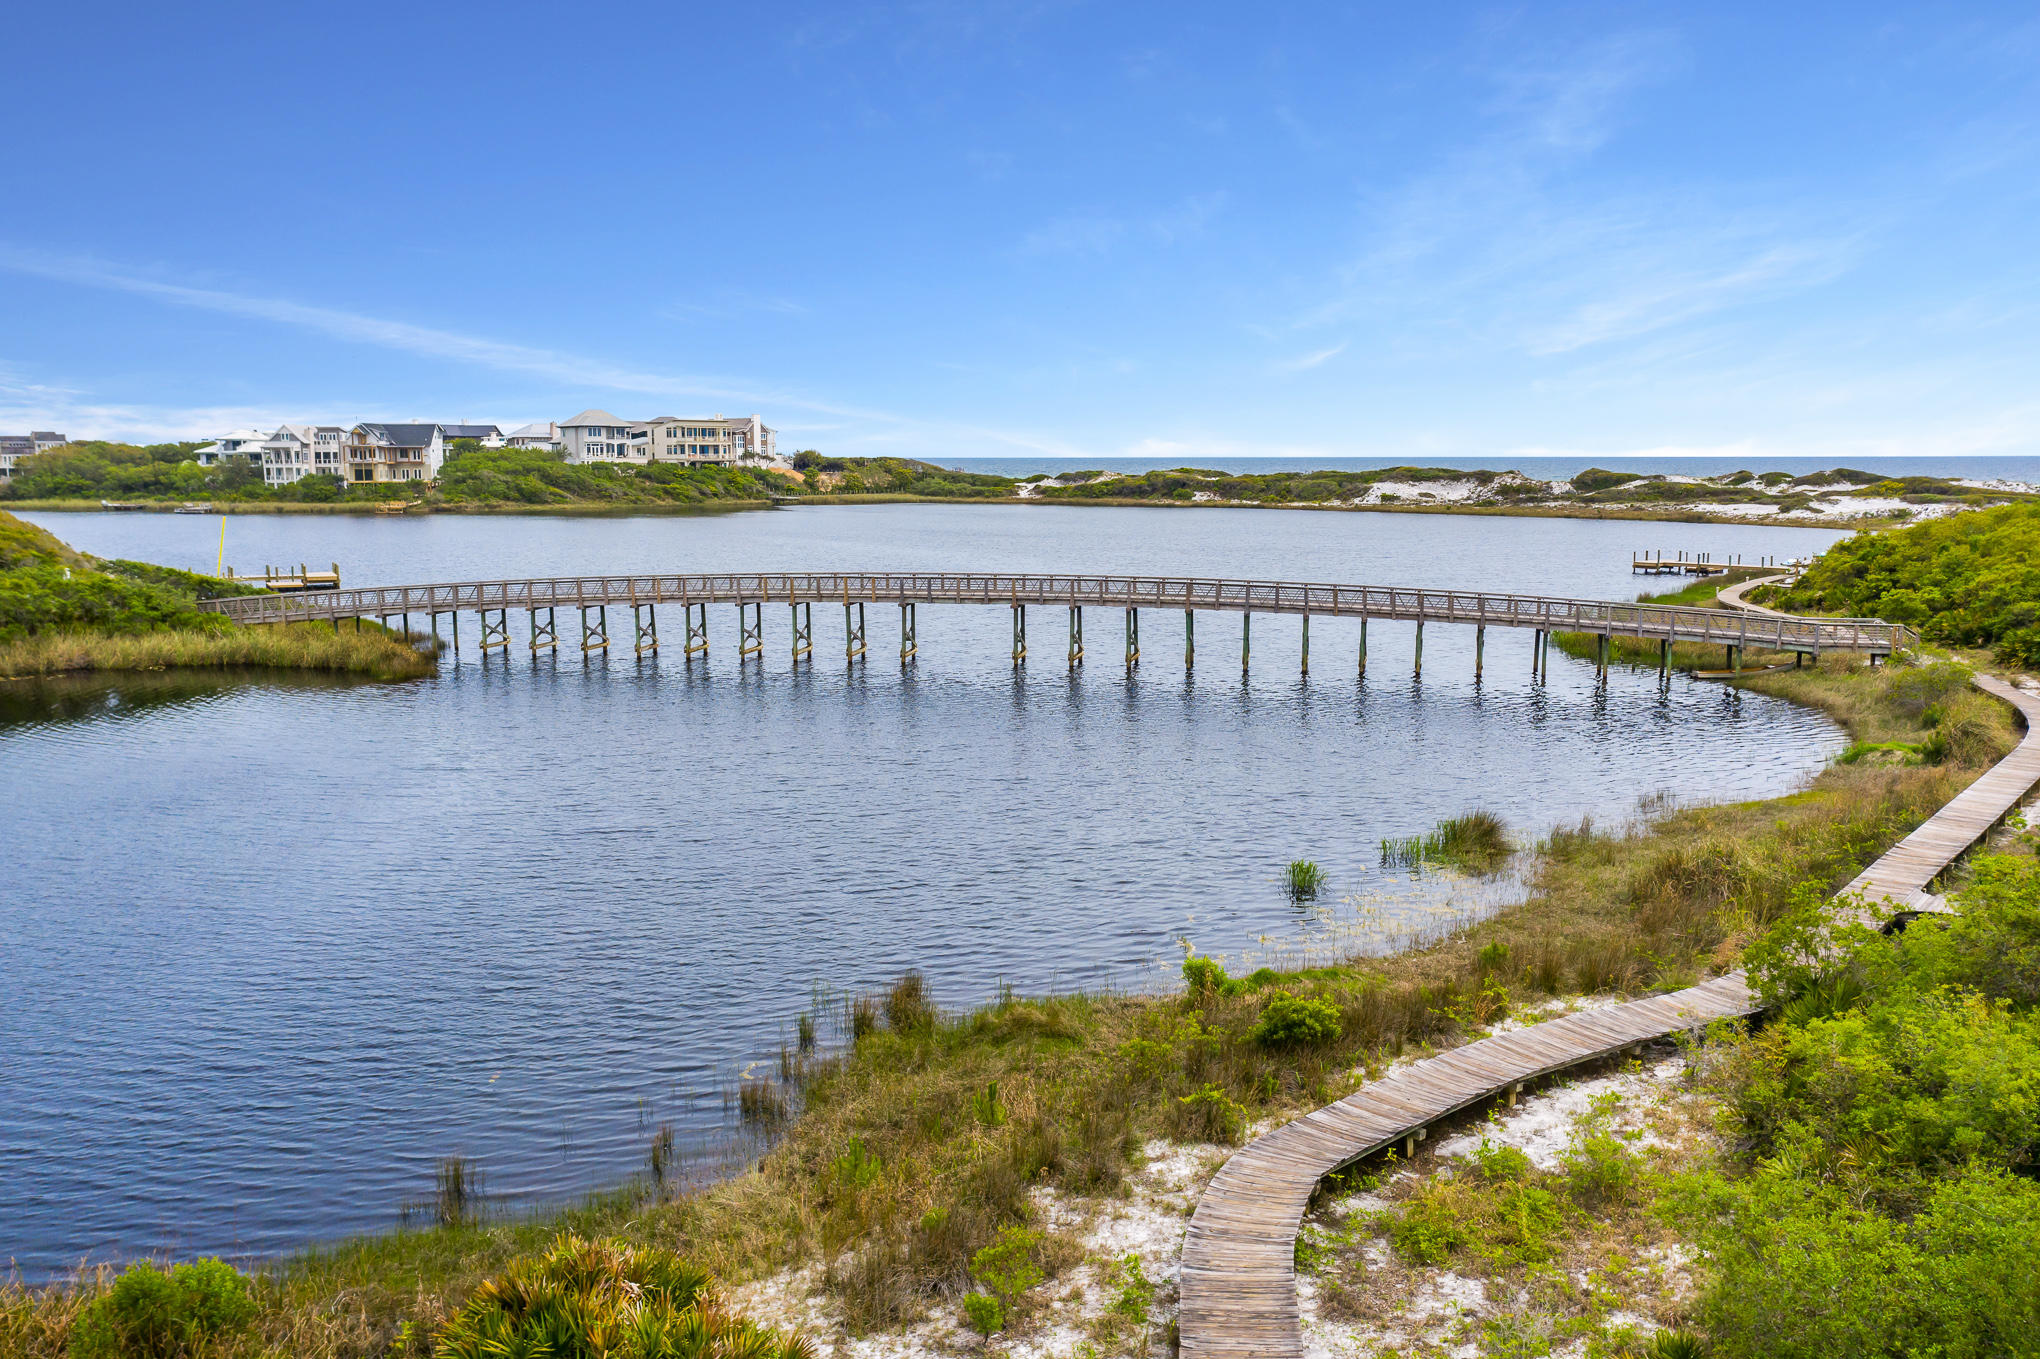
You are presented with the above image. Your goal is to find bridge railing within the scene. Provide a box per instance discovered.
[199,571,1917,652]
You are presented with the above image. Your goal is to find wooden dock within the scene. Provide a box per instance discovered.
[1177,673,2040,1359]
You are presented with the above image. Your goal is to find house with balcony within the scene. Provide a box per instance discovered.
[261,425,347,485]
[558,410,636,464]
[345,423,446,484]
[194,429,272,466]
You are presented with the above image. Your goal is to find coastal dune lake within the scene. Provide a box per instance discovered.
[2,506,1854,1275]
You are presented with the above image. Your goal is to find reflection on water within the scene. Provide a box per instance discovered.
[0,507,1851,1276]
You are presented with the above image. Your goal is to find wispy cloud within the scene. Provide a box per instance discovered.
[1273,342,1347,372]
[0,245,1092,457]
[1021,192,1228,256]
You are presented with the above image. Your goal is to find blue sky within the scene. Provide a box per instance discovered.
[3,3,2037,462]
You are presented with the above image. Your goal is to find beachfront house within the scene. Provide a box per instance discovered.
[260,425,347,485]
[442,424,504,448]
[504,421,560,450]
[194,429,271,466]
[345,423,446,484]
[558,410,636,463]
[635,415,779,467]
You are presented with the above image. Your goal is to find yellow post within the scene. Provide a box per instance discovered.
[216,516,227,576]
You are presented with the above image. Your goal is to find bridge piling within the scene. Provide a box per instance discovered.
[845,602,866,665]
[1596,633,1608,678]
[634,603,658,656]
[1358,617,1367,676]
[581,605,609,655]
[451,610,458,655]
[1658,637,1669,679]
[530,607,557,654]
[790,602,811,663]
[1126,607,1140,670]
[1413,620,1423,678]
[1069,607,1084,669]
[1474,624,1484,679]
[900,602,916,665]
[1184,609,1193,670]
[1301,613,1309,676]
[480,608,508,654]
[684,603,708,659]
[739,603,762,660]
[1012,604,1027,666]
[1242,610,1250,674]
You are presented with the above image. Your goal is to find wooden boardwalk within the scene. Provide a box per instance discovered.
[1178,673,2040,1359]
[200,571,1915,656]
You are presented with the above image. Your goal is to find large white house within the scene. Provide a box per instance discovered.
[260,425,347,485]
[0,431,66,481]
[194,430,272,466]
[559,410,782,467]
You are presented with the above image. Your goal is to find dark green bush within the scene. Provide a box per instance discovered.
[68,1257,256,1359]
[1250,992,1343,1047]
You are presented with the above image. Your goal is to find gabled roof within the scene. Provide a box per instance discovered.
[561,409,626,427]
[442,424,501,439]
[506,421,558,439]
[353,422,443,448]
[30,431,64,441]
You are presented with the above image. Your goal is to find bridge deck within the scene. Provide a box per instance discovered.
[201,571,1913,653]
[1177,673,2040,1359]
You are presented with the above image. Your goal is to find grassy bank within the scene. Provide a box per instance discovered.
[0,510,431,682]
[1,653,2016,1357]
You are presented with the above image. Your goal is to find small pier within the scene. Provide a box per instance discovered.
[225,563,342,593]
[1631,551,1789,576]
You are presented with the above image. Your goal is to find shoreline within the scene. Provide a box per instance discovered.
[6,494,1908,529]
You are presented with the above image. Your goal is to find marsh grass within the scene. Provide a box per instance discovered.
[1382,811,1512,874]
[0,660,2015,1359]
[0,621,432,682]
[1285,860,1325,900]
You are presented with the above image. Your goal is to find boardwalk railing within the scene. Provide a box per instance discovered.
[1177,673,2040,1359]
[201,572,1916,654]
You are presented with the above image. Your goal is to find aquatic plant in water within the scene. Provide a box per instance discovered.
[1381,810,1511,874]
[1284,859,1325,900]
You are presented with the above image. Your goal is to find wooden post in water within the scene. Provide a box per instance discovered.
[844,601,866,665]
[1242,609,1251,674]
[790,601,811,662]
[1011,603,1027,666]
[451,610,459,654]
[1413,620,1424,678]
[635,602,659,656]
[1068,606,1084,669]
[900,601,916,665]
[1126,607,1140,670]
[737,602,761,659]
[1358,615,1368,676]
[684,602,708,658]
[1184,609,1194,669]
[1659,636,1669,679]
[582,604,609,655]
[530,606,557,653]
[1301,613,1310,676]
[1596,632,1608,678]
[1474,624,1484,679]
[1531,629,1541,678]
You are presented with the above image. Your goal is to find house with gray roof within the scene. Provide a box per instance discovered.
[345,423,446,484]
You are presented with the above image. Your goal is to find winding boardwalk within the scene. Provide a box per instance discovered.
[1178,674,2040,1359]
[200,571,1913,656]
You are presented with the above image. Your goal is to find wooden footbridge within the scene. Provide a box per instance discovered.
[201,571,1914,674]
[1177,673,2040,1358]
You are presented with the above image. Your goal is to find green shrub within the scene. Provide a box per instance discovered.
[970,1226,1044,1303]
[1167,1084,1247,1144]
[432,1234,812,1359]
[1385,1192,1472,1265]
[68,1257,256,1359]
[1181,956,1228,997]
[1250,992,1343,1047]
[961,1291,1004,1335]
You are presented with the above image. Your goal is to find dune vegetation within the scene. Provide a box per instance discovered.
[0,510,430,681]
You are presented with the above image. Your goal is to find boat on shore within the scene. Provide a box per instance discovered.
[99,500,147,511]
[173,502,216,514]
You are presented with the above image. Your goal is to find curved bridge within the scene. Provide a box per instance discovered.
[201,571,1914,656]
[1177,673,2040,1358]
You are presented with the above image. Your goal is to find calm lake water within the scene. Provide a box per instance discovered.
[2,506,1853,1277]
